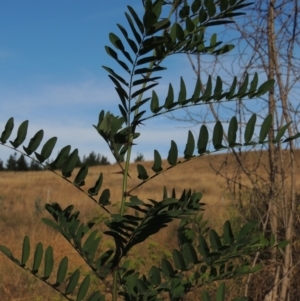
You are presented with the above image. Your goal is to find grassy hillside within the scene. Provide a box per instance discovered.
[1,150,299,300]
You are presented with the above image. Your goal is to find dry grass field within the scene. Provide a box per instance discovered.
[1,150,300,300]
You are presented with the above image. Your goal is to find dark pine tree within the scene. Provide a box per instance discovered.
[16,154,29,171]
[0,159,4,171]
[6,153,17,171]
[30,160,43,171]
[99,155,110,165]
[83,151,110,166]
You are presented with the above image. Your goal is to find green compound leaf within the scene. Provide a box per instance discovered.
[182,243,198,264]
[65,269,80,295]
[152,150,163,173]
[62,149,79,178]
[237,221,257,241]
[108,75,128,100]
[237,74,249,97]
[132,76,161,86]
[56,256,68,286]
[0,246,20,265]
[248,72,258,95]
[117,24,138,54]
[48,145,71,169]
[152,0,163,18]
[128,5,144,35]
[148,265,161,285]
[167,140,178,166]
[0,117,14,143]
[21,236,30,266]
[23,129,44,155]
[137,164,149,180]
[109,33,133,64]
[216,282,226,301]
[213,44,234,55]
[85,237,100,264]
[199,7,208,23]
[83,230,98,253]
[162,186,168,199]
[178,77,187,103]
[179,3,190,19]
[259,114,272,143]
[132,83,158,99]
[209,229,222,251]
[130,97,151,112]
[172,23,185,41]
[184,130,195,159]
[202,291,212,301]
[150,90,161,114]
[213,121,223,149]
[164,84,175,109]
[223,220,234,245]
[99,189,111,206]
[76,275,91,301]
[10,120,28,148]
[191,0,201,13]
[244,114,256,144]
[161,258,175,277]
[275,122,292,142]
[192,77,201,100]
[147,18,170,35]
[88,173,103,196]
[198,236,210,257]
[255,79,275,97]
[102,66,129,86]
[95,250,114,269]
[35,137,57,163]
[210,33,217,52]
[42,218,64,237]
[32,242,43,274]
[105,46,130,73]
[125,12,142,45]
[0,246,15,262]
[143,10,157,33]
[220,0,228,11]
[44,246,54,280]
[74,163,89,187]
[173,249,186,270]
[202,75,212,101]
[205,0,216,17]
[214,76,223,98]
[277,240,290,249]
[186,17,195,32]
[87,291,103,301]
[228,116,238,146]
[198,125,209,154]
[283,132,300,143]
[137,56,158,65]
[227,76,237,99]
[109,32,125,50]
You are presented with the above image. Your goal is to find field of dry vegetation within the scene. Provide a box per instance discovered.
[1,150,300,300]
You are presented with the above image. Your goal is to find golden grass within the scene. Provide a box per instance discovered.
[1,150,300,300]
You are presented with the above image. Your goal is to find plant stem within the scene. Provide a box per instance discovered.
[112,4,178,300]
[112,269,118,301]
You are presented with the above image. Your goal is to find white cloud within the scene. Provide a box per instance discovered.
[0,113,197,165]
[1,78,117,115]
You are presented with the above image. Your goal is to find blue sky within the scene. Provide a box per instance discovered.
[0,1,250,165]
[0,0,200,164]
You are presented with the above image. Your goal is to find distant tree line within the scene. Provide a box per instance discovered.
[0,150,146,171]
[0,151,111,172]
